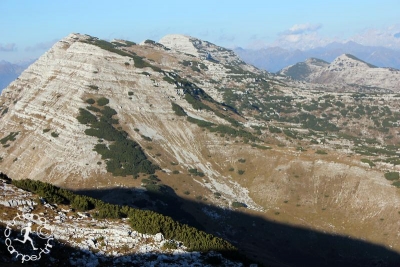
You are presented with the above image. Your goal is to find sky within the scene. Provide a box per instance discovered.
[1,0,400,62]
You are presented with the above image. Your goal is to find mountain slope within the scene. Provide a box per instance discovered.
[279,54,400,92]
[277,57,329,80]
[0,175,245,266]
[0,33,262,209]
[1,33,400,266]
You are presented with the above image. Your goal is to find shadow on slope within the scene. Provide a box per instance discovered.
[74,185,400,267]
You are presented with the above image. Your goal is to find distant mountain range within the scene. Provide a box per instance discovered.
[278,54,400,92]
[0,60,35,91]
[234,41,400,72]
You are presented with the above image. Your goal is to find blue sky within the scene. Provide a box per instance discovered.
[1,0,399,62]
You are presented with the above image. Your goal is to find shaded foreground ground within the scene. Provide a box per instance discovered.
[76,185,400,267]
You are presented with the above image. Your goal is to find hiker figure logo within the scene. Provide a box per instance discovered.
[4,213,55,263]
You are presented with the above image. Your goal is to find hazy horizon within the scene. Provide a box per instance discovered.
[1,0,400,62]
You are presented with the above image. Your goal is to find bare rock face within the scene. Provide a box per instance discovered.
[279,54,400,92]
[0,34,117,182]
[159,34,255,70]
[159,34,200,57]
[0,33,261,209]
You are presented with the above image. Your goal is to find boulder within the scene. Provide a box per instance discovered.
[154,233,164,242]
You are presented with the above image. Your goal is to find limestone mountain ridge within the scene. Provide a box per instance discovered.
[279,53,400,92]
[1,33,400,266]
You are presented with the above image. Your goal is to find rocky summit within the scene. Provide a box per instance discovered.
[279,54,400,92]
[1,33,400,266]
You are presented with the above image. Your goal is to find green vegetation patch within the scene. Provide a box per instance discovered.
[283,62,312,80]
[392,181,400,188]
[184,91,212,111]
[77,108,98,125]
[231,201,247,208]
[361,158,375,167]
[141,174,168,193]
[0,132,19,145]
[268,126,282,134]
[171,102,187,116]
[188,168,205,177]
[1,107,9,115]
[88,85,99,90]
[283,129,299,139]
[162,240,178,250]
[141,135,152,141]
[280,112,339,132]
[163,75,175,84]
[384,172,399,181]
[77,100,158,177]
[214,192,221,199]
[97,97,109,106]
[9,177,237,255]
[251,143,272,150]
[86,98,95,104]
[186,116,258,142]
[83,38,161,71]
[353,145,398,157]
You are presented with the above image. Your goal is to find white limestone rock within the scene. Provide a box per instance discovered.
[154,232,164,242]
[280,54,400,92]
